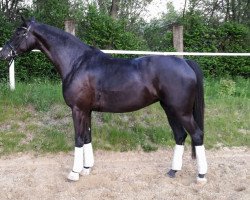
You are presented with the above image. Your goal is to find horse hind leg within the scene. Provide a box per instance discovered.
[178,114,208,183]
[161,103,187,178]
[167,116,187,178]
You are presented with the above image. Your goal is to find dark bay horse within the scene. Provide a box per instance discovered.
[0,18,208,183]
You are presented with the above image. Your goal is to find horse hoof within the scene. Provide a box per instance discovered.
[67,171,80,181]
[196,176,207,185]
[167,169,177,178]
[80,167,91,176]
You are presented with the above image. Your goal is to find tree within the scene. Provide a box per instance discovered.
[86,0,152,21]
[110,0,119,19]
[187,0,250,25]
[77,5,148,51]
[143,2,180,52]
[32,0,71,28]
[0,0,28,21]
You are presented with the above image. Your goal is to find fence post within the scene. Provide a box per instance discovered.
[64,19,76,36]
[173,24,183,58]
[9,60,15,90]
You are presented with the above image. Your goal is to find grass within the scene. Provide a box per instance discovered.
[204,77,250,148]
[0,77,249,155]
[0,80,63,112]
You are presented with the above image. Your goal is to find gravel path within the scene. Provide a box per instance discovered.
[0,147,249,200]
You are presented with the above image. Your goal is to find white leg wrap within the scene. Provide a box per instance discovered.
[67,171,80,181]
[80,168,92,176]
[171,145,184,171]
[67,147,83,181]
[83,143,94,167]
[72,147,84,173]
[195,145,208,174]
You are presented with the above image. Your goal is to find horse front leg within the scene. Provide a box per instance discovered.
[67,107,94,181]
[81,125,94,176]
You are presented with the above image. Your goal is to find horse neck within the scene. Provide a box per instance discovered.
[32,23,91,79]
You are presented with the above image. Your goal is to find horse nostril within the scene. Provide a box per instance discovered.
[0,50,8,60]
[0,51,5,60]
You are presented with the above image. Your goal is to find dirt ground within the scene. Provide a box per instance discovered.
[0,147,249,200]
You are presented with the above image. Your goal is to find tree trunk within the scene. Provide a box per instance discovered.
[110,0,119,19]
[225,0,230,21]
[231,0,236,21]
[209,0,218,20]
[183,0,187,18]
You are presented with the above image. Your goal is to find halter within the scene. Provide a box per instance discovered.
[7,25,31,67]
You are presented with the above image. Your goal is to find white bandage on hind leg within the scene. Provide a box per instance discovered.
[84,143,94,167]
[171,145,184,171]
[72,147,84,173]
[195,145,208,174]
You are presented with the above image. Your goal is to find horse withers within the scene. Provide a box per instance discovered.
[0,17,208,184]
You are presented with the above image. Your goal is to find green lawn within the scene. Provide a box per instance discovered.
[0,77,249,155]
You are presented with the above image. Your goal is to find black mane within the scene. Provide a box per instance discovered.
[35,22,104,55]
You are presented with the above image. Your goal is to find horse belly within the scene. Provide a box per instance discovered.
[94,88,158,113]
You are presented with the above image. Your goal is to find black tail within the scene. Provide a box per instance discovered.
[185,59,205,159]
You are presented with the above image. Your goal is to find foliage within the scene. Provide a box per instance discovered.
[32,0,71,28]
[86,0,153,22]
[0,1,249,81]
[143,2,180,52]
[0,12,14,44]
[143,22,174,52]
[183,12,250,77]
[0,13,14,80]
[144,9,249,77]
[77,5,148,51]
[0,0,28,21]
[188,0,250,26]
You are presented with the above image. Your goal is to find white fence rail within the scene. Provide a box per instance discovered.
[0,48,249,90]
[102,50,250,56]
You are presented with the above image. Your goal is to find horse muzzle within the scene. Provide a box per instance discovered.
[0,50,3,60]
[0,48,15,61]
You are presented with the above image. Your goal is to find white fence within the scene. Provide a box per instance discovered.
[0,48,249,90]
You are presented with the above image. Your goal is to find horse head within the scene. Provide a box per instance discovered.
[0,17,36,62]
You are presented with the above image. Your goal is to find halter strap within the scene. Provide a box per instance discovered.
[6,24,31,66]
